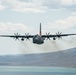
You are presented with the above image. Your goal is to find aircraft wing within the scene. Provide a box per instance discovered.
[0,33,76,40]
[0,33,34,40]
[0,35,34,38]
[42,33,76,39]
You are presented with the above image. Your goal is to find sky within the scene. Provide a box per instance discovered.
[0,0,76,55]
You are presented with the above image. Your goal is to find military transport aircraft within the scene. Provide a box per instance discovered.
[0,23,76,44]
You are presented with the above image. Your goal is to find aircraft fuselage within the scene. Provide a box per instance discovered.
[33,35,44,44]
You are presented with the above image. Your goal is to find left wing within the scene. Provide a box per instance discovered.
[42,32,76,40]
[42,34,76,37]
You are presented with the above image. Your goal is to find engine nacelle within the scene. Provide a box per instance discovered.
[21,38,24,41]
[53,37,56,40]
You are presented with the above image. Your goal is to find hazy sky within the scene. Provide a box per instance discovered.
[0,0,76,55]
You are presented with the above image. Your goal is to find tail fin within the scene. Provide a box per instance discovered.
[39,23,42,35]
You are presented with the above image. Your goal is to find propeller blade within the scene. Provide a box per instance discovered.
[46,32,50,40]
[56,31,62,40]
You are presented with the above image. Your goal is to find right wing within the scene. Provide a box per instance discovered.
[0,33,34,40]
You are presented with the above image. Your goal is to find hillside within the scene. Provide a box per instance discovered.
[0,48,76,68]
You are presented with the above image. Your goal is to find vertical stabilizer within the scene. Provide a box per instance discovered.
[40,23,42,35]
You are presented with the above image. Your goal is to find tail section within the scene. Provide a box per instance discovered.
[39,23,42,35]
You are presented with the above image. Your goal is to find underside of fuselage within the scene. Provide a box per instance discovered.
[33,41,44,44]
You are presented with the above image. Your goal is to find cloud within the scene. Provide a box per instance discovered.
[45,15,76,30]
[61,0,76,6]
[0,22,31,33]
[1,0,46,13]
[36,0,61,9]
[0,0,76,12]
[72,12,76,15]
[38,0,76,11]
[0,1,6,11]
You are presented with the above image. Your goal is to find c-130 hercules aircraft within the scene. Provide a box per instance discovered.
[0,23,76,45]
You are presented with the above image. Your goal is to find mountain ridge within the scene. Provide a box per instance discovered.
[0,47,76,68]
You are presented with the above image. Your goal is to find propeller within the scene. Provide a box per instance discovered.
[25,33,30,36]
[56,31,62,40]
[56,31,62,35]
[46,32,50,40]
[25,33,30,41]
[14,33,20,36]
[13,33,20,40]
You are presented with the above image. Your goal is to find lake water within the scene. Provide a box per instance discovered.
[0,66,76,75]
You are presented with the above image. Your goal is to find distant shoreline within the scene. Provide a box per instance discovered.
[0,47,76,68]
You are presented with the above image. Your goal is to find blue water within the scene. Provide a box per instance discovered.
[0,66,76,75]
